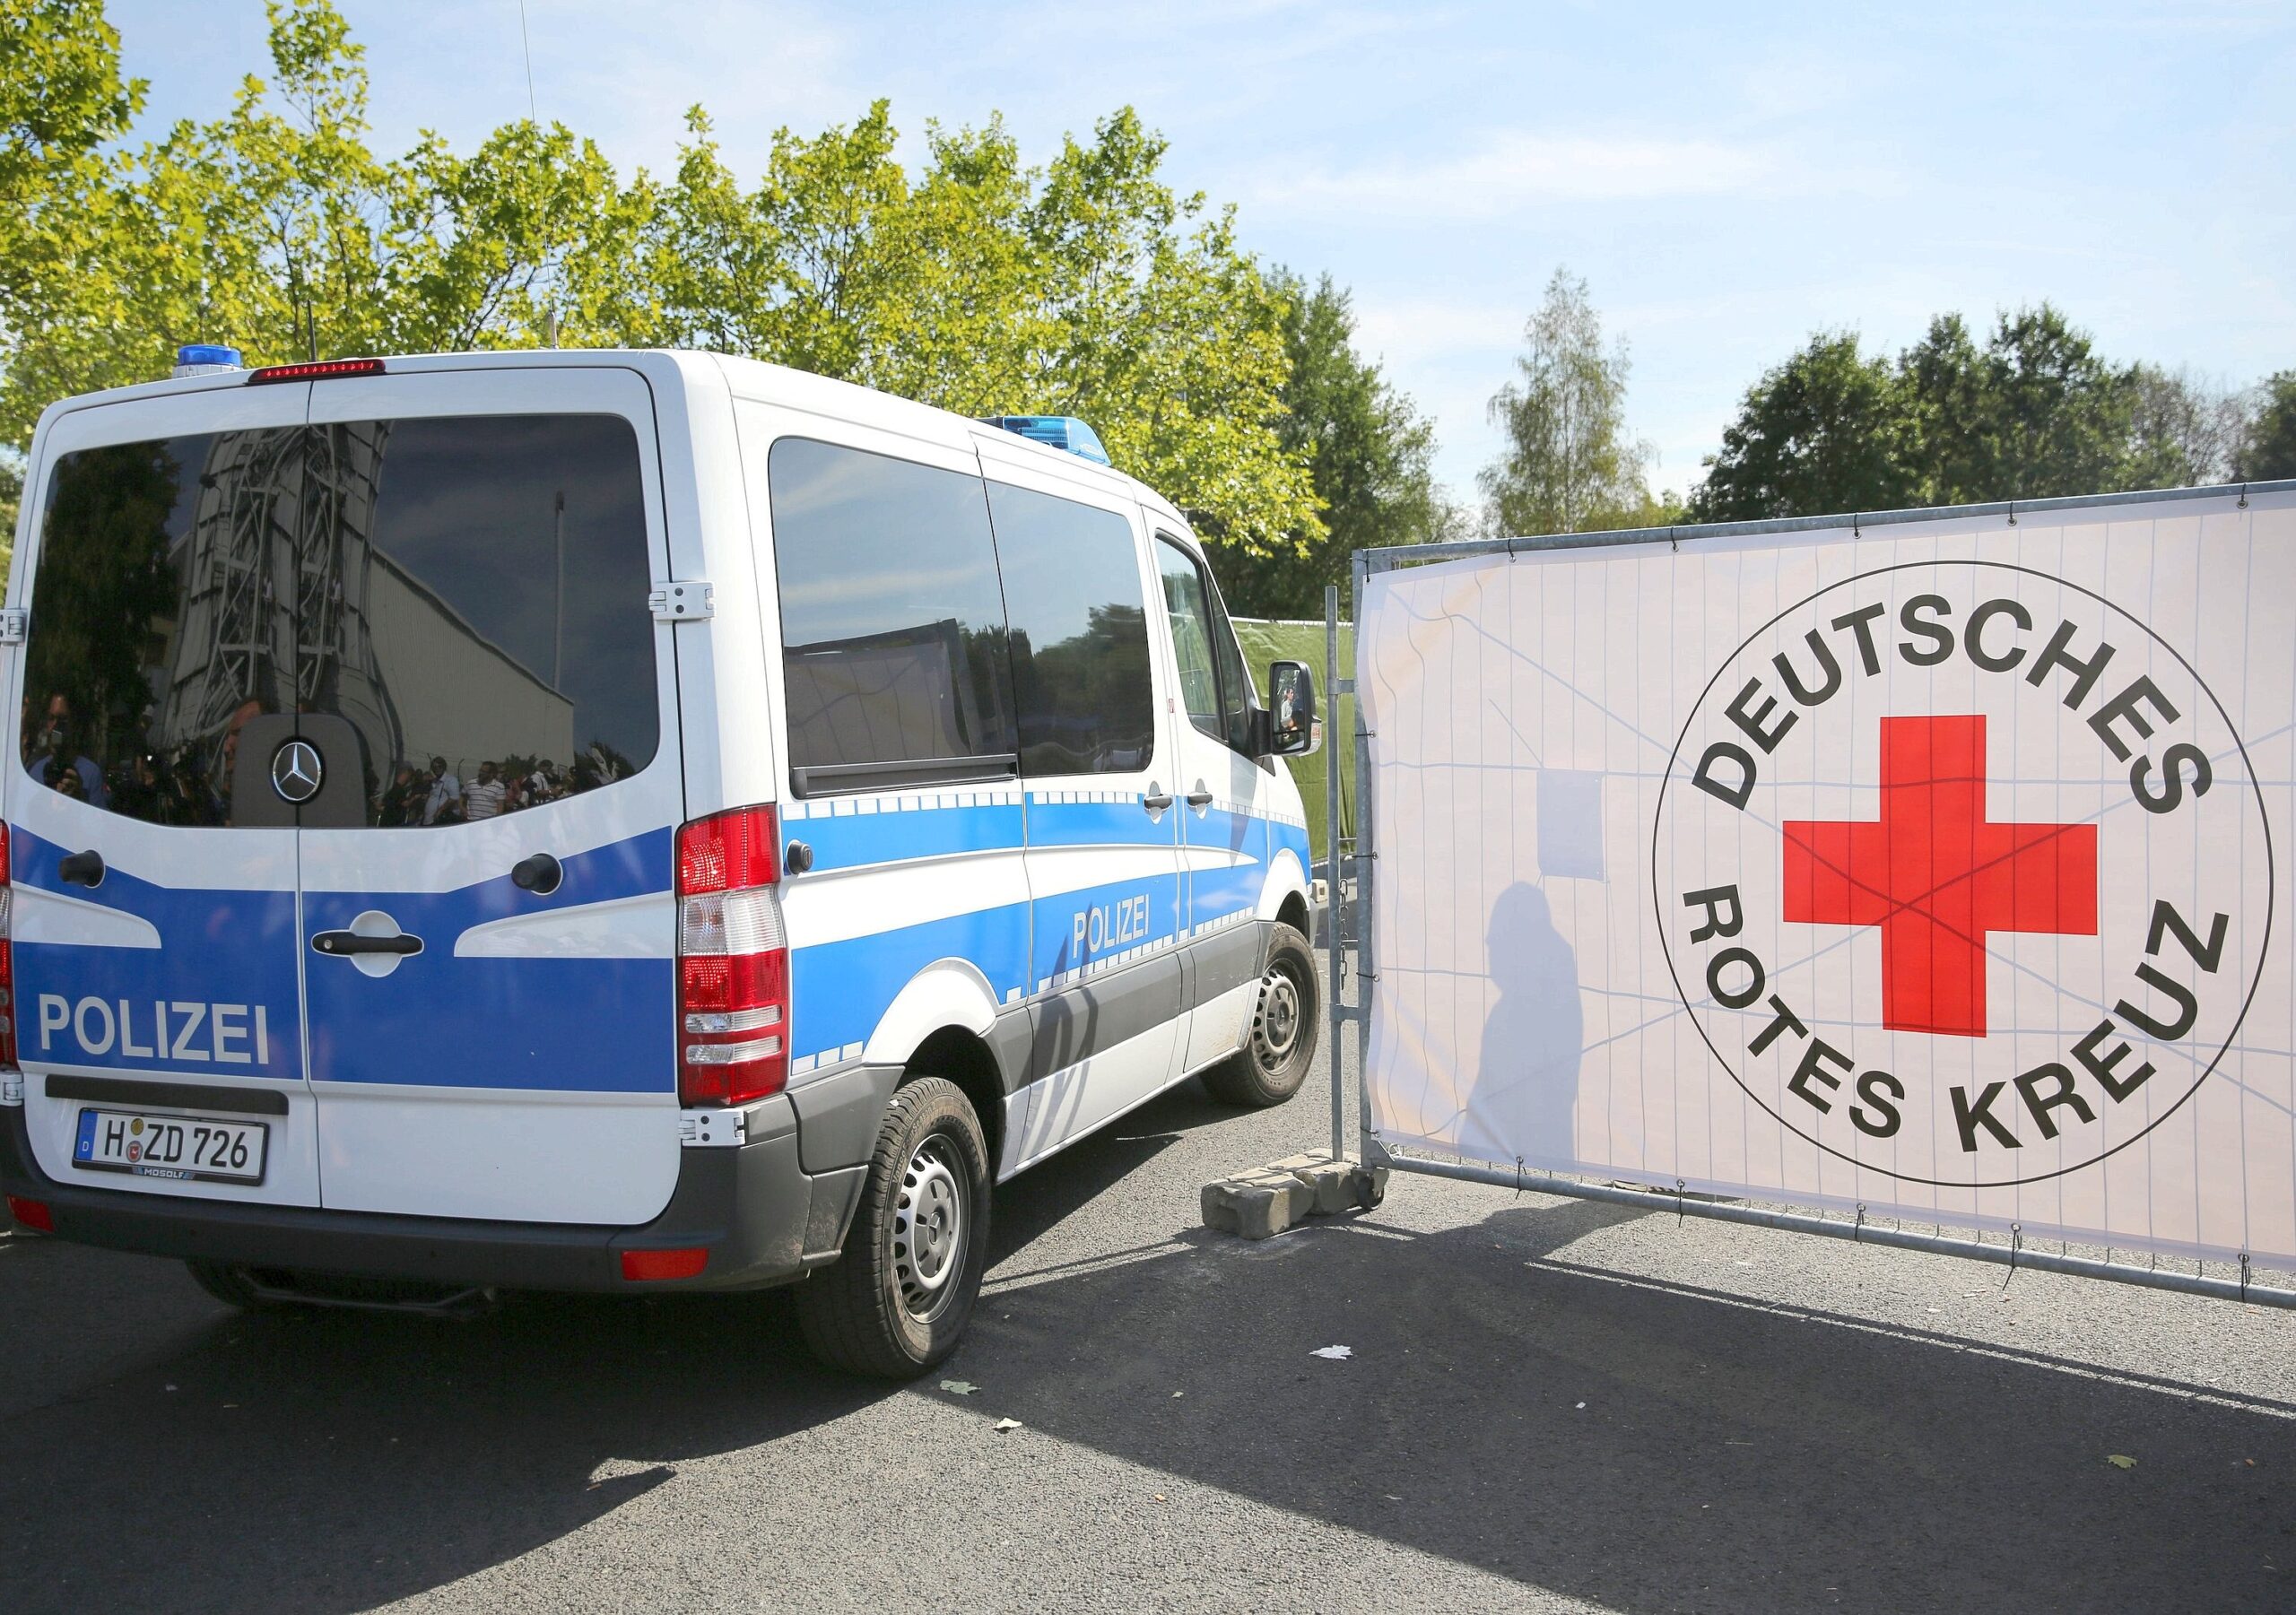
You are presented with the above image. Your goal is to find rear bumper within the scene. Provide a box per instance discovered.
[0,1099,867,1295]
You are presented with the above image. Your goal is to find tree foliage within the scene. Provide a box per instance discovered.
[1693,306,2274,521]
[2237,370,2296,482]
[1479,269,1662,536]
[1688,332,1917,522]
[0,0,1324,564]
[1210,272,1444,619]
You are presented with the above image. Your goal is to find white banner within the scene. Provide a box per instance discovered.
[1359,489,2296,1264]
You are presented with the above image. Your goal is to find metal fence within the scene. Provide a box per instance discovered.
[1321,481,2296,1312]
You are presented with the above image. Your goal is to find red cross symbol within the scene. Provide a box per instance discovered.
[1782,714,2098,1038]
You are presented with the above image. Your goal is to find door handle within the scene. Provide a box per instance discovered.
[312,931,424,958]
[58,849,105,887]
[1186,785,1214,810]
[1142,785,1173,812]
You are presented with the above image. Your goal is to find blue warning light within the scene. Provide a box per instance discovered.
[980,415,1111,465]
[172,343,243,378]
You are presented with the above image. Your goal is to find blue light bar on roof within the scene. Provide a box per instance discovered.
[980,415,1111,466]
[172,343,243,378]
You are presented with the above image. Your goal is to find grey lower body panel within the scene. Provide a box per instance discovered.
[1185,916,1272,1008]
[1030,951,1183,1081]
[0,1098,859,1295]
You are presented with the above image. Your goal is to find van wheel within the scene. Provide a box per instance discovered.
[184,1260,284,1312]
[1204,922,1319,1107]
[796,1076,990,1379]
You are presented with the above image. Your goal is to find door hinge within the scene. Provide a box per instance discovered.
[679,1107,747,1148]
[0,608,25,646]
[649,579,714,622]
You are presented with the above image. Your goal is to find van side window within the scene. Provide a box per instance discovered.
[768,438,1018,795]
[986,482,1155,777]
[18,418,659,828]
[1154,537,1254,756]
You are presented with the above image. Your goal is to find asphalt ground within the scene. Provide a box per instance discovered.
[4,961,2293,1613]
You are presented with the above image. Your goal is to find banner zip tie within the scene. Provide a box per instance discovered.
[1853,1203,1866,1242]
[2237,484,2248,508]
[2001,1223,2022,1292]
[1514,1155,1525,1199]
[1675,1177,1687,1226]
[2240,1252,2251,1302]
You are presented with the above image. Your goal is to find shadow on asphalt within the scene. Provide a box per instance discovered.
[3,1079,2292,1613]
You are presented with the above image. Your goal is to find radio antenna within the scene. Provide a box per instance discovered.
[517,1,558,348]
[518,0,539,126]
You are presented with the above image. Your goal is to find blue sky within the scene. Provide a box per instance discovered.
[109,1,2295,503]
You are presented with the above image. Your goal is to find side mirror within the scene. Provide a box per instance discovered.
[1263,660,1320,758]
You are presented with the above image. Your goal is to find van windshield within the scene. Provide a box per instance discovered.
[18,415,658,827]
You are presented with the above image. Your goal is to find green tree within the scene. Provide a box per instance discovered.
[0,2,1323,568]
[0,0,147,564]
[1901,307,2143,503]
[2127,364,2248,487]
[1689,332,1918,521]
[1480,268,1657,536]
[1211,272,1441,618]
[1692,303,2265,521]
[2235,370,2296,482]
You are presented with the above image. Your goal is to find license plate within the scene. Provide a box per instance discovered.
[73,1107,269,1185]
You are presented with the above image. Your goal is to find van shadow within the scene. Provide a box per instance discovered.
[4,1104,2293,1612]
[0,1255,874,1613]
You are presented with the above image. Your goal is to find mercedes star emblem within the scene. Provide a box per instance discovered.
[271,738,324,804]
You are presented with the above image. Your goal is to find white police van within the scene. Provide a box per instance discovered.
[0,347,1321,1376]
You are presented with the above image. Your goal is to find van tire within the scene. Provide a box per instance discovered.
[1202,921,1319,1108]
[184,1259,282,1312]
[795,1076,990,1379]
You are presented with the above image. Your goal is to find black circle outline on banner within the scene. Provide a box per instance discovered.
[1650,558,2274,1189]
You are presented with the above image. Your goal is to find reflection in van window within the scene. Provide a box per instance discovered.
[768,438,1017,794]
[987,482,1154,777]
[19,417,658,828]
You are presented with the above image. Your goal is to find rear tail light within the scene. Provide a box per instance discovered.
[675,805,788,1106]
[0,822,16,1072]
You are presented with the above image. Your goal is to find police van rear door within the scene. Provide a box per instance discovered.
[293,365,685,1225]
[8,380,324,1207]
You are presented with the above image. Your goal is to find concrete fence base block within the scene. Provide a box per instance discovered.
[1202,1154,1388,1240]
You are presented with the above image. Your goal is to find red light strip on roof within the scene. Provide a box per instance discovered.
[247,357,387,385]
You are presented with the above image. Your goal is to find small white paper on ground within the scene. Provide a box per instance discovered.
[994,1418,1023,1433]
[1310,1345,1353,1360]
[939,1380,978,1395]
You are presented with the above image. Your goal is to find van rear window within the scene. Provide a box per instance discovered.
[18,415,658,827]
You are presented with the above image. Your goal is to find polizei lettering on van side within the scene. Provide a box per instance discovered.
[1073,892,1152,960]
[36,996,274,1066]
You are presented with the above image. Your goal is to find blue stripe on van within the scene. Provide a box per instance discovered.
[303,828,675,1094]
[9,825,305,1081]
[793,799,1025,873]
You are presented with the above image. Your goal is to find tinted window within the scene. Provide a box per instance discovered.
[987,482,1155,777]
[19,417,658,827]
[769,438,1017,794]
[1155,537,1254,755]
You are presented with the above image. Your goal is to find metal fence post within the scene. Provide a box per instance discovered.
[1352,553,1376,1156]
[1325,584,1344,1163]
